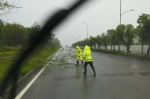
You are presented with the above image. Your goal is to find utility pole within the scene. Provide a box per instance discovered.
[120,0,121,25]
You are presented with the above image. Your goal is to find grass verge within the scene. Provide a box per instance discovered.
[92,49,150,60]
[0,46,58,82]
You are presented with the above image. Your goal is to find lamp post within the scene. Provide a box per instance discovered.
[82,22,88,38]
[120,10,134,25]
[120,0,134,25]
[119,0,133,51]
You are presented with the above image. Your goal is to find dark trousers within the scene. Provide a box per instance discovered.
[77,60,83,65]
[84,61,96,74]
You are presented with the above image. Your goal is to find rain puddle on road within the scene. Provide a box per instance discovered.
[49,48,77,68]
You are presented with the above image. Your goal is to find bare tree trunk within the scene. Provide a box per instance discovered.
[98,45,100,49]
[141,42,144,54]
[147,44,150,56]
[113,44,116,50]
[118,42,120,51]
[127,45,130,53]
[104,44,106,49]
[111,44,112,50]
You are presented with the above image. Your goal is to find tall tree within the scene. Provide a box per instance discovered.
[96,35,102,49]
[101,33,108,49]
[0,19,4,45]
[123,24,135,53]
[72,38,89,48]
[134,26,144,53]
[26,22,52,46]
[116,24,126,51]
[2,23,28,46]
[108,29,117,50]
[90,36,95,48]
[51,38,61,48]
[27,23,41,45]
[137,14,150,55]
[91,36,97,49]
[107,29,116,50]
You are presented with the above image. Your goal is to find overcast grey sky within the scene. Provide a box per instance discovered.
[1,0,150,46]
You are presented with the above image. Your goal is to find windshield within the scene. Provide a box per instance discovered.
[0,0,150,99]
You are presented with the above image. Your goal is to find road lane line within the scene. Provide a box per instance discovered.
[15,66,46,99]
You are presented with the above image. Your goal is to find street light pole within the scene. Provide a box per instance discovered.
[120,9,134,25]
[82,22,88,38]
[121,10,134,16]
[120,0,121,25]
[120,0,134,25]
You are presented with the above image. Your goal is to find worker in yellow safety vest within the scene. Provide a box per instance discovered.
[83,45,96,76]
[75,46,83,66]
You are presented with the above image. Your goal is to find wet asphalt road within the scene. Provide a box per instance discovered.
[20,48,150,99]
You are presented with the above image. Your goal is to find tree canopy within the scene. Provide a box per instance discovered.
[2,23,28,46]
[72,13,150,55]
[0,21,61,48]
[0,0,21,15]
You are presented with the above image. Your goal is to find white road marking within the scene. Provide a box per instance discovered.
[15,66,46,99]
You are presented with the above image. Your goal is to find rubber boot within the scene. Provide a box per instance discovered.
[76,61,79,66]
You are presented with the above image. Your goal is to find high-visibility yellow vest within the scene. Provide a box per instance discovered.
[83,46,92,62]
[75,46,83,59]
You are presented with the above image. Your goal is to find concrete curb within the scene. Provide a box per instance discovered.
[47,48,62,61]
